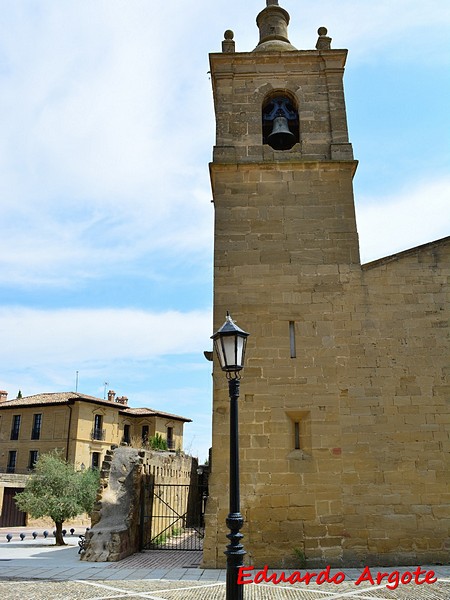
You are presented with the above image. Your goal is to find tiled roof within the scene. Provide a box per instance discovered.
[0,392,191,422]
[122,407,192,422]
[0,392,102,408]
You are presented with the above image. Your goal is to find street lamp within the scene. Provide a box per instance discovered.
[211,312,250,600]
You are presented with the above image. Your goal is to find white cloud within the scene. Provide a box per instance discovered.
[0,1,216,286]
[0,307,212,367]
[356,176,450,263]
[287,0,450,65]
[0,0,448,287]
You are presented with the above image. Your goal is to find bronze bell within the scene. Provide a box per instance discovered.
[267,115,296,150]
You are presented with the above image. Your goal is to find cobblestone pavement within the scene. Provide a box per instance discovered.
[0,530,449,599]
[0,577,449,600]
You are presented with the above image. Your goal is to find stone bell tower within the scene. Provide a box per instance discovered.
[203,0,361,568]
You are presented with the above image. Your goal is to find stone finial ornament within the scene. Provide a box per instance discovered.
[316,26,332,50]
[254,0,297,51]
[222,29,235,53]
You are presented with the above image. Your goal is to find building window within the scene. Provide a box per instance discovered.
[91,452,101,470]
[123,424,131,444]
[286,411,311,460]
[28,450,39,470]
[142,425,149,443]
[7,450,17,473]
[92,414,104,441]
[167,427,174,450]
[289,321,296,358]
[10,415,21,440]
[294,421,301,450]
[31,414,42,440]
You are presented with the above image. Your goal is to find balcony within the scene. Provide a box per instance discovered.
[91,428,106,441]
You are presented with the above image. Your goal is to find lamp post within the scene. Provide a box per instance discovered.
[211,312,250,600]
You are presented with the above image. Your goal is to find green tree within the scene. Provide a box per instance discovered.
[149,433,168,450]
[14,452,100,545]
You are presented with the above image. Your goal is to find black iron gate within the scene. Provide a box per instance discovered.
[140,482,207,551]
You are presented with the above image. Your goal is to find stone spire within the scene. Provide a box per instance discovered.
[254,0,297,52]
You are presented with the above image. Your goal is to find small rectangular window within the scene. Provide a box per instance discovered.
[167,426,174,450]
[7,450,17,473]
[10,415,21,440]
[294,421,301,450]
[31,414,42,440]
[289,321,296,358]
[92,414,104,440]
[286,411,311,459]
[29,450,39,469]
[123,424,131,444]
[142,425,149,443]
[92,452,101,469]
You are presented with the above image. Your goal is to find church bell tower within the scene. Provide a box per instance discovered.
[203,0,361,568]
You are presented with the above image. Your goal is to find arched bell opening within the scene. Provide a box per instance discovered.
[262,93,299,150]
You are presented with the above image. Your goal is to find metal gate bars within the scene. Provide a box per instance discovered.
[140,482,207,551]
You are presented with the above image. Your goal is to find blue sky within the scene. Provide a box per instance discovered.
[0,0,449,462]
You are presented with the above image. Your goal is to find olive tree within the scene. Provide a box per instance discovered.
[15,451,100,545]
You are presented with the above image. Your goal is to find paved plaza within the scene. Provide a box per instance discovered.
[0,529,449,599]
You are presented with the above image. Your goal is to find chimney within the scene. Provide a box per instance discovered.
[107,390,116,402]
[116,396,128,406]
[0,391,8,403]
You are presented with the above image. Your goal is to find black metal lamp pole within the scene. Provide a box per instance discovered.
[211,313,250,600]
[226,376,245,600]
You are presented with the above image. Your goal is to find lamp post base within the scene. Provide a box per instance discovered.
[225,512,245,600]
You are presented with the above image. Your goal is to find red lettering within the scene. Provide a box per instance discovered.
[237,566,254,585]
[287,571,303,584]
[413,566,428,585]
[355,566,375,586]
[400,571,412,585]
[425,570,437,584]
[331,571,346,584]
[254,567,267,584]
[303,572,318,584]
[375,571,389,584]
[265,570,277,584]
[316,566,332,585]
[386,571,400,590]
[236,564,438,589]
[267,570,288,585]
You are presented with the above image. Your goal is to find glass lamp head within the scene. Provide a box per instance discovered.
[211,312,249,374]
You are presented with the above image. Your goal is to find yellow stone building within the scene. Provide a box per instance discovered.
[203,1,450,568]
[0,390,190,526]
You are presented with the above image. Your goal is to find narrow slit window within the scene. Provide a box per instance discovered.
[289,321,296,358]
[294,421,301,450]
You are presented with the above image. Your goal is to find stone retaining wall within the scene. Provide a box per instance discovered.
[82,446,196,562]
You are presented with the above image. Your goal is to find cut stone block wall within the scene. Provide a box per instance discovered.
[204,238,450,568]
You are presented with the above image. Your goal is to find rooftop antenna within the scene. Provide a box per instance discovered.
[75,371,79,392]
[103,382,109,399]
